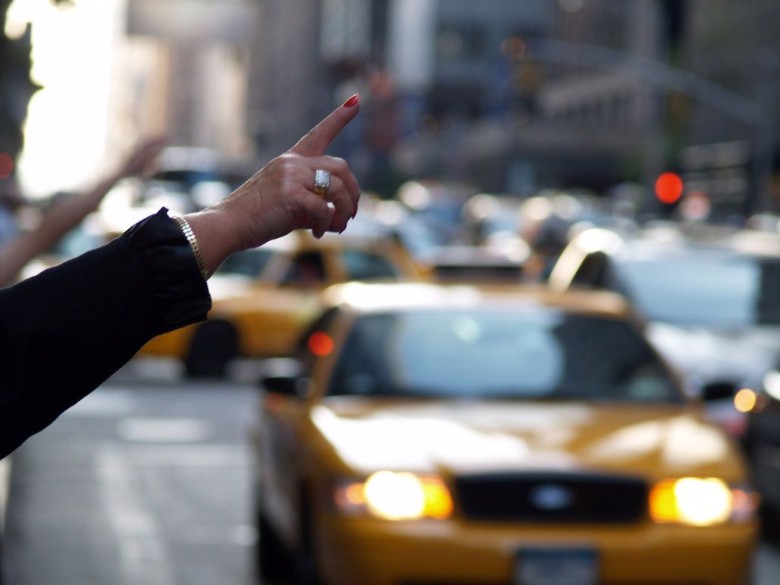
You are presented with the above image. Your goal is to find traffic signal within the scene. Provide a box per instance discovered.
[654,172,684,205]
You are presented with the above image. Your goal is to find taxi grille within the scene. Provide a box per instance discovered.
[454,472,648,524]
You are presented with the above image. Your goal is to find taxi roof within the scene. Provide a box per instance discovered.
[258,228,390,252]
[573,224,780,261]
[320,281,633,319]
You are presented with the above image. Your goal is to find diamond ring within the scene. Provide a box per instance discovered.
[313,169,331,198]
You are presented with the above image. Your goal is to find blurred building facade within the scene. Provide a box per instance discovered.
[125,0,257,161]
[10,0,775,212]
[336,0,671,198]
[680,0,779,216]
[119,0,683,199]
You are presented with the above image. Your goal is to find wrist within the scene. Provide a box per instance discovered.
[183,208,243,277]
[172,215,210,280]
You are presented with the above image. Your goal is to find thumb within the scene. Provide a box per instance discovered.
[289,94,360,157]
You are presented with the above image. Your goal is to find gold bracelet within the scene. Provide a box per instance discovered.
[172,215,209,280]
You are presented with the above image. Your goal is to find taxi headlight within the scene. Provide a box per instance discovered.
[334,471,454,520]
[649,477,757,526]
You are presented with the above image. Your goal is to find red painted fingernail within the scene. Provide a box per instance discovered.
[343,94,359,108]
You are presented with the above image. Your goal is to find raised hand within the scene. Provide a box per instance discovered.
[185,94,362,277]
[116,136,168,179]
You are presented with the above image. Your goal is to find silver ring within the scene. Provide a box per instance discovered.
[313,169,331,198]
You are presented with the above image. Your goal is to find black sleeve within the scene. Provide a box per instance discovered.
[0,207,212,458]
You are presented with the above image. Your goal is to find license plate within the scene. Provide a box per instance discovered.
[514,547,599,585]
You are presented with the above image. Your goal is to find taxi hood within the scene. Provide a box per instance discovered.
[311,399,745,480]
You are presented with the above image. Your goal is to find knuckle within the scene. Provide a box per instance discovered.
[277,152,299,167]
[329,156,348,169]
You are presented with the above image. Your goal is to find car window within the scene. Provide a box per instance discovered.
[619,256,780,327]
[571,252,608,288]
[328,308,682,403]
[281,252,326,287]
[341,249,401,281]
[216,248,275,277]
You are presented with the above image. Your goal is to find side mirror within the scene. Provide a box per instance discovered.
[258,358,304,396]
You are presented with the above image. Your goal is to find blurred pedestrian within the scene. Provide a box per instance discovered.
[0,136,167,287]
[0,94,361,459]
[0,174,25,245]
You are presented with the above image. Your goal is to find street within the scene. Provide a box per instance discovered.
[4,359,780,585]
[2,360,260,585]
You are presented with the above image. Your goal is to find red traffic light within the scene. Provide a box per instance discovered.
[655,172,684,204]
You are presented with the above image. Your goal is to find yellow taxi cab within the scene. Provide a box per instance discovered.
[135,229,422,377]
[250,282,759,585]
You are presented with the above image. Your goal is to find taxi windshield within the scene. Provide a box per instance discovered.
[328,309,682,403]
[618,256,780,327]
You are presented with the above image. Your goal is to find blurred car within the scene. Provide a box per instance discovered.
[738,361,780,523]
[416,243,530,283]
[136,229,423,378]
[378,193,532,284]
[249,281,758,585]
[519,191,625,281]
[547,223,780,439]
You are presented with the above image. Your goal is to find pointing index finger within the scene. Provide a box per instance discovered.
[289,94,360,157]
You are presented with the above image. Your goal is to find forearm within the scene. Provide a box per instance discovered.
[37,171,125,245]
[0,208,211,458]
[0,99,363,458]
[0,233,39,287]
[0,173,125,288]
